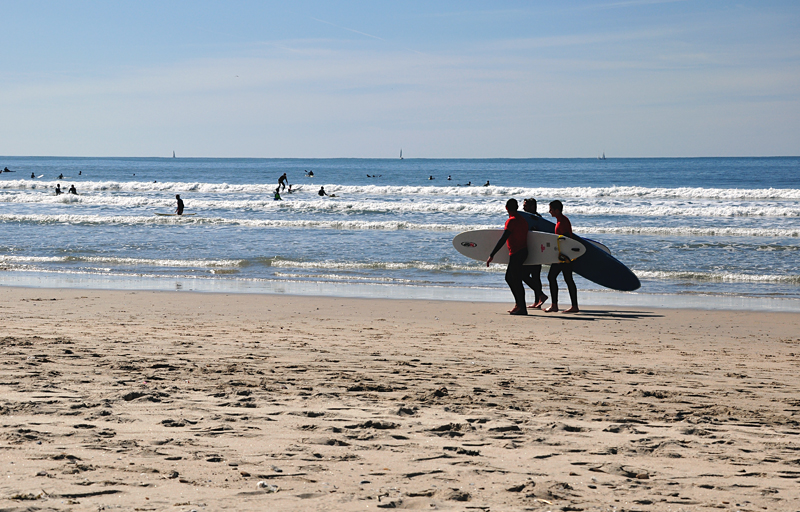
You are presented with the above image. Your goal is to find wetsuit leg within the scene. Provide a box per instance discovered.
[562,264,578,308]
[548,264,563,305]
[522,264,544,301]
[505,249,528,309]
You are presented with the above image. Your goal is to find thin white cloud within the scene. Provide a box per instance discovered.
[585,0,690,10]
[311,17,386,42]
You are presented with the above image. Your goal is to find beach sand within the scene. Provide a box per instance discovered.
[1,287,799,511]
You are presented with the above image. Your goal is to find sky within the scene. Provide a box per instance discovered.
[1,0,798,158]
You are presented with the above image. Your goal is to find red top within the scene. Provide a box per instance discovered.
[554,214,573,237]
[504,213,529,255]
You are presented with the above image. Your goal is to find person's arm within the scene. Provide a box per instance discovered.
[486,230,510,266]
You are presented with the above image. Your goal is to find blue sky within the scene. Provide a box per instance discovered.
[1,1,798,157]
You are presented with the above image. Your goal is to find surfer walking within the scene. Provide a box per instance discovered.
[487,198,529,316]
[175,194,184,215]
[545,200,579,313]
[521,198,548,309]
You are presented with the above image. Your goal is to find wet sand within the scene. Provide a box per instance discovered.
[1,286,799,511]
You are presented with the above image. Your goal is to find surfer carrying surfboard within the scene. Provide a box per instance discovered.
[175,194,184,215]
[486,198,530,316]
[545,200,579,314]
[522,198,548,309]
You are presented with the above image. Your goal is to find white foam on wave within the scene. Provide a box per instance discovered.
[267,259,488,272]
[272,271,417,283]
[0,254,242,268]
[636,270,800,284]
[3,193,800,217]
[0,213,493,232]
[4,213,800,239]
[582,226,800,238]
[3,179,800,200]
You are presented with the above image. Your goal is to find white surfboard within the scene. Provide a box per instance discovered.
[155,213,197,216]
[453,229,585,265]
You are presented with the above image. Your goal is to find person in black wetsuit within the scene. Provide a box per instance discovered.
[55,184,62,195]
[278,173,288,192]
[175,194,184,215]
[68,184,77,195]
[486,198,530,315]
[545,200,579,314]
[318,186,328,196]
[31,173,35,179]
[521,198,548,309]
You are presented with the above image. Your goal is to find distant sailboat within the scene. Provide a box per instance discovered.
[598,152,606,160]
[400,149,403,160]
[173,151,176,158]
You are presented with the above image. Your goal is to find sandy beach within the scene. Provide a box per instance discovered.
[1,286,799,511]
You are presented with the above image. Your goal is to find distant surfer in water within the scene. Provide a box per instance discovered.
[318,186,328,197]
[545,200,579,313]
[278,173,288,192]
[31,172,35,179]
[68,184,77,195]
[55,184,62,195]
[521,198,548,309]
[274,188,282,201]
[305,170,314,177]
[486,198,529,315]
[175,194,184,215]
[58,173,64,179]
[484,180,490,186]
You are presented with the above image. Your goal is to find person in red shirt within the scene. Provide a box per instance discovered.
[545,200,579,313]
[487,198,530,315]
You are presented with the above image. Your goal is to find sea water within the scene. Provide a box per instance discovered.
[1,156,798,311]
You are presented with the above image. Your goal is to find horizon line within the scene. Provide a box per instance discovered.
[2,155,798,160]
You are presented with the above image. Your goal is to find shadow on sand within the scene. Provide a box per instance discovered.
[525,309,664,321]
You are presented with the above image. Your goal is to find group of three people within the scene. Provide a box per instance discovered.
[487,198,579,315]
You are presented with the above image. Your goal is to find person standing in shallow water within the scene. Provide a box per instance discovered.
[486,198,529,315]
[545,200,579,313]
[175,194,184,215]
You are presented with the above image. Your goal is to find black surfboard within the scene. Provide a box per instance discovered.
[519,211,641,291]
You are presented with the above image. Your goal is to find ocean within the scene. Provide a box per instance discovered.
[1,156,799,311]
